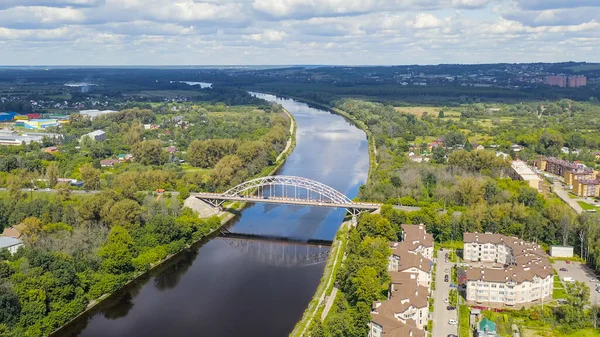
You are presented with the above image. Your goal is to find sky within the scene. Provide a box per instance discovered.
[0,0,598,65]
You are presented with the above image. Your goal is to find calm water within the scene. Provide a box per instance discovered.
[56,93,369,337]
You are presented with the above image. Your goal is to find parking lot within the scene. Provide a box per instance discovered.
[554,260,600,305]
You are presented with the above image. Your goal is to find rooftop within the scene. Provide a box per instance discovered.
[0,236,23,249]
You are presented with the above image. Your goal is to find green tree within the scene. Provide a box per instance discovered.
[0,282,20,326]
[132,140,168,166]
[99,226,135,274]
[46,162,59,188]
[79,163,101,190]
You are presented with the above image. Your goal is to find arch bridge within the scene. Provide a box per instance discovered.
[193,175,380,216]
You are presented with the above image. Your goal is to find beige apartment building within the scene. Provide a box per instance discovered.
[508,160,541,190]
[369,225,432,337]
[463,233,553,306]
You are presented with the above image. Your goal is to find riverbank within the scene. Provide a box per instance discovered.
[289,221,350,337]
[278,95,376,336]
[50,106,297,337]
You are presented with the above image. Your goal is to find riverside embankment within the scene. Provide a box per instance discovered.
[56,93,369,337]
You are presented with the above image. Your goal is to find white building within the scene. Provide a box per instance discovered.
[464,233,553,306]
[0,236,23,255]
[550,246,574,258]
[81,130,106,142]
[79,109,118,120]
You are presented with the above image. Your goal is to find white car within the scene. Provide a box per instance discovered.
[448,319,458,325]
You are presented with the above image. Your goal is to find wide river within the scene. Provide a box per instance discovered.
[56,93,369,337]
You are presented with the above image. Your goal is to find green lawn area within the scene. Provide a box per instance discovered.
[577,201,599,211]
[459,305,470,337]
[523,327,600,337]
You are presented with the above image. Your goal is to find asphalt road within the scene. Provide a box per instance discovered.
[555,260,600,305]
[552,182,583,214]
[432,249,458,337]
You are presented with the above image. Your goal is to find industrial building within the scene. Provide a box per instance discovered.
[0,130,62,145]
[79,109,118,120]
[0,112,17,122]
[24,119,59,130]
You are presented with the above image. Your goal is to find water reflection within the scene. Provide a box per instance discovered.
[219,237,330,267]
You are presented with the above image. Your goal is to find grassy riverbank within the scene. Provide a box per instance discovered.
[283,98,377,336]
[289,222,350,337]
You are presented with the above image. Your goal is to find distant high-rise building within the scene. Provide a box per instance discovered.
[568,75,587,87]
[545,75,566,87]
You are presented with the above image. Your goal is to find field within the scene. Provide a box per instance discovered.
[394,106,441,118]
[566,64,600,72]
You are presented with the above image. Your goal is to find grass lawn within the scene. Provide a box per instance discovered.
[394,106,440,118]
[577,201,599,211]
[523,327,600,337]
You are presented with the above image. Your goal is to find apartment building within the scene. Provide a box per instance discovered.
[545,75,566,87]
[536,157,586,178]
[508,160,541,190]
[573,177,600,197]
[564,168,594,187]
[401,224,434,260]
[568,76,587,88]
[369,225,432,337]
[463,233,553,306]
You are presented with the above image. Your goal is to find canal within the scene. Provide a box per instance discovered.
[56,93,370,337]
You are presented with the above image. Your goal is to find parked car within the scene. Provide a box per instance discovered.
[566,260,571,264]
[562,277,574,282]
[559,268,568,271]
[450,283,457,288]
[447,334,458,337]
[596,286,600,293]
[448,319,458,325]
[447,306,456,310]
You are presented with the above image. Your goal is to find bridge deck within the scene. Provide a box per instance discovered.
[193,193,381,210]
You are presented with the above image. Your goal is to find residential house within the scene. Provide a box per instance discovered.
[43,146,59,154]
[511,144,523,152]
[472,143,485,151]
[118,153,134,162]
[477,318,497,337]
[0,237,23,255]
[100,159,120,167]
[81,130,106,142]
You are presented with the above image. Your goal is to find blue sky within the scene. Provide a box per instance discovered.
[0,0,598,65]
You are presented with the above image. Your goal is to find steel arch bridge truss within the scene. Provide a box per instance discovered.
[198,175,369,216]
[225,175,352,204]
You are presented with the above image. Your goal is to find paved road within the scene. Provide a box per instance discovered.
[555,260,600,305]
[552,182,583,214]
[432,249,458,337]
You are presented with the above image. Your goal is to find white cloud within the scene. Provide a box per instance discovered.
[244,29,287,42]
[411,13,445,29]
[0,0,598,64]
